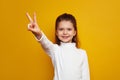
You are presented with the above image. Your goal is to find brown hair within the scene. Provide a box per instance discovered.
[55,13,79,47]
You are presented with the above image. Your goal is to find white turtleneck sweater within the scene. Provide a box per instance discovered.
[36,32,90,80]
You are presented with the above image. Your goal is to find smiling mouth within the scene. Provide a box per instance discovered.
[62,36,69,39]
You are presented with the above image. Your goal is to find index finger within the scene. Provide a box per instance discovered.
[26,12,33,23]
[33,12,37,22]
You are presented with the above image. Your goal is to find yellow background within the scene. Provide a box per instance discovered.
[0,0,120,80]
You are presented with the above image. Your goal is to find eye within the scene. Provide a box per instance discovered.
[58,28,64,31]
[67,28,72,31]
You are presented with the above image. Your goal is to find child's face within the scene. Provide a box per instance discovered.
[56,20,76,43]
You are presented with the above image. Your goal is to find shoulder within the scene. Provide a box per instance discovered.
[77,48,86,53]
[77,48,88,57]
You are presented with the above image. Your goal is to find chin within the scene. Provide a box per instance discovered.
[61,40,72,43]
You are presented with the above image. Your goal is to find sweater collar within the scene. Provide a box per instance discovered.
[60,42,76,47]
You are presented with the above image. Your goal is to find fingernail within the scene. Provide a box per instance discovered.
[28,23,31,28]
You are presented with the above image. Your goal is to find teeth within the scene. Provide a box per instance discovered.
[62,36,69,38]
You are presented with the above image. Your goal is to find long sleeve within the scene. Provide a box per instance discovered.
[35,31,56,57]
[81,50,90,80]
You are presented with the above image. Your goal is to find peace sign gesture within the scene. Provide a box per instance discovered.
[26,12,42,39]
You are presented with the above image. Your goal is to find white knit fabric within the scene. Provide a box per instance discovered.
[36,32,90,80]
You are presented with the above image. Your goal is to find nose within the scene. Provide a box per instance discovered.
[63,30,67,35]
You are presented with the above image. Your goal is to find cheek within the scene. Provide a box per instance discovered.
[56,31,61,36]
[56,30,62,35]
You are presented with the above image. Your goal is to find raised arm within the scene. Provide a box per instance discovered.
[26,12,55,57]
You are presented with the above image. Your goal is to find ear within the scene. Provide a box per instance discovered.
[55,31,58,36]
[73,30,76,36]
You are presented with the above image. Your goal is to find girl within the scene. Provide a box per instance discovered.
[26,12,90,80]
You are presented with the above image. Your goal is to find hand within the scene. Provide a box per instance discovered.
[26,12,42,39]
